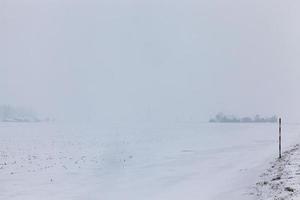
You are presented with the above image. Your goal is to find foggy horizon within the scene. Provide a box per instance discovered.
[3,1,300,200]
[1,0,300,123]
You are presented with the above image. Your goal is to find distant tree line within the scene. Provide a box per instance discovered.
[0,105,49,122]
[209,113,278,123]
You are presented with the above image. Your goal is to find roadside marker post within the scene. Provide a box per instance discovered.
[279,118,282,159]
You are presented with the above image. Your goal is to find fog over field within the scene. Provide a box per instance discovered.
[1,0,300,123]
[1,1,300,200]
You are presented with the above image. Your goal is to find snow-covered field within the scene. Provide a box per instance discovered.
[1,122,300,200]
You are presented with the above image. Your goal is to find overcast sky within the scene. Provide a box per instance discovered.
[1,0,300,123]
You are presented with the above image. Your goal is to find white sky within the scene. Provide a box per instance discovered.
[1,0,300,123]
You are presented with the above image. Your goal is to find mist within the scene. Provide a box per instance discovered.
[1,0,300,123]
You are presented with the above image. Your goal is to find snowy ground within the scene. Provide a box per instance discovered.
[1,122,300,200]
[253,144,300,200]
